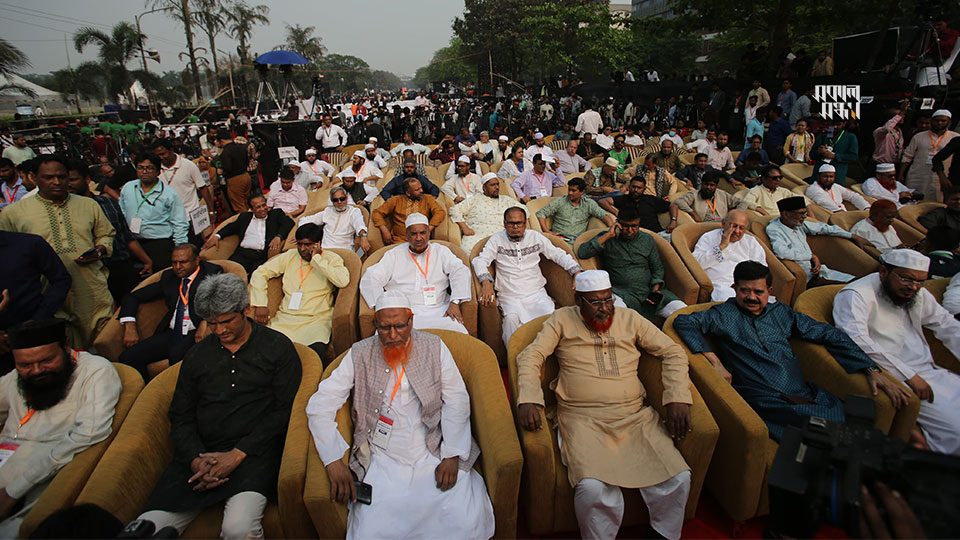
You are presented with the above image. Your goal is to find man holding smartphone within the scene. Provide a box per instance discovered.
[576,208,687,322]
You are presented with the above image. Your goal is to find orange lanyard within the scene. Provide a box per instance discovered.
[828,188,838,204]
[298,260,313,289]
[178,267,200,307]
[409,247,430,279]
[533,172,547,191]
[389,367,405,405]
[704,196,717,215]
[929,131,946,152]
[15,351,76,439]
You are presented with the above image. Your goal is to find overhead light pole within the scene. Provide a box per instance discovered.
[135,6,172,118]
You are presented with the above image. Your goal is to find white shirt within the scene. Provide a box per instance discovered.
[624,134,644,146]
[301,158,336,178]
[834,273,960,381]
[575,109,603,135]
[861,177,913,209]
[805,182,870,212]
[522,144,554,171]
[441,173,484,202]
[943,273,960,316]
[659,133,684,147]
[850,219,901,253]
[159,155,207,213]
[299,206,367,250]
[471,230,580,299]
[266,180,308,214]
[239,215,267,250]
[337,163,383,184]
[692,229,767,302]
[595,133,614,150]
[391,142,429,156]
[361,243,472,309]
[314,123,348,148]
[363,154,390,171]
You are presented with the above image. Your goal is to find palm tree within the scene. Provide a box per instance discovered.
[192,0,225,75]
[73,22,143,104]
[0,37,37,98]
[278,24,326,63]
[52,63,105,112]
[224,0,269,65]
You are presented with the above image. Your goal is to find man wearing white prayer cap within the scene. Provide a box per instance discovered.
[523,129,555,171]
[306,286,495,539]
[902,107,958,201]
[514,267,695,540]
[441,155,484,204]
[805,162,870,213]
[492,134,511,164]
[363,143,389,171]
[834,248,960,456]
[361,212,472,334]
[450,172,526,253]
[338,148,384,190]
[301,147,337,180]
[861,162,918,208]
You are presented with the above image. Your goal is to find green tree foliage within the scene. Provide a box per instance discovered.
[278,24,327,63]
[51,64,106,111]
[74,22,151,104]
[412,37,474,88]
[224,1,270,64]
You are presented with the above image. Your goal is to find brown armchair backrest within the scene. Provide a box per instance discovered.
[199,214,241,261]
[898,202,945,234]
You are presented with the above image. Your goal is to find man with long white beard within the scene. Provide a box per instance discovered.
[0,319,121,536]
[515,270,693,540]
[306,292,495,539]
[833,249,960,455]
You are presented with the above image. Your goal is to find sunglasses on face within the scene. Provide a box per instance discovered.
[331,197,347,202]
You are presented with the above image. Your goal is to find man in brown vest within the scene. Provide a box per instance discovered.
[306,292,495,539]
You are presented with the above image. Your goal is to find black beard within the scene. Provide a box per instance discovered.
[879,279,917,310]
[18,350,76,410]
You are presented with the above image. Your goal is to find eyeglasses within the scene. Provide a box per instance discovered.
[136,165,158,171]
[582,297,615,307]
[375,319,412,332]
[890,271,924,286]
[331,197,347,202]
[766,175,782,179]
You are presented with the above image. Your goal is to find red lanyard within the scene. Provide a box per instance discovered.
[929,131,947,152]
[3,184,20,204]
[409,247,430,279]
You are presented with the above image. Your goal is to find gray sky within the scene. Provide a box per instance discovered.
[1,0,464,78]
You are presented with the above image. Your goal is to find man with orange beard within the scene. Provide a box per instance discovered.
[305,292,495,539]
[515,270,693,540]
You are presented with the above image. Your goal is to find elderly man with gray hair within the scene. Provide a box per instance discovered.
[297,186,371,253]
[131,273,302,540]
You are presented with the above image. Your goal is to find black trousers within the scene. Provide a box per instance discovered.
[118,327,195,381]
[139,237,175,271]
[229,247,268,276]
[106,258,145,304]
[309,341,329,368]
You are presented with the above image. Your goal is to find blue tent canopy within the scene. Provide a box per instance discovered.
[253,50,309,65]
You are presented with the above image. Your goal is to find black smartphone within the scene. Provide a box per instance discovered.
[647,291,664,304]
[79,247,99,259]
[354,481,372,505]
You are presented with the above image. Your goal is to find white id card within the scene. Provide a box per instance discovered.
[288,291,303,311]
[0,440,19,468]
[422,286,437,306]
[926,152,935,165]
[129,217,142,234]
[181,315,191,336]
[539,188,549,197]
[370,415,394,450]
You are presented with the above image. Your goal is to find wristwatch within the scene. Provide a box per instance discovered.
[450,299,463,305]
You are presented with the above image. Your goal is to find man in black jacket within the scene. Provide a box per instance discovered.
[202,194,294,275]
[118,244,223,380]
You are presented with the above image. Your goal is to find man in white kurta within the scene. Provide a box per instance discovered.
[450,173,525,253]
[337,151,383,192]
[297,187,370,253]
[901,109,958,201]
[361,214,471,334]
[441,156,484,204]
[473,207,582,346]
[301,148,337,179]
[833,249,960,455]
[804,164,870,213]
[305,294,495,540]
[766,197,868,283]
[862,163,916,208]
[692,210,767,301]
[943,272,960,315]
[0,320,121,537]
[249,223,350,358]
[522,133,555,171]
[850,200,903,254]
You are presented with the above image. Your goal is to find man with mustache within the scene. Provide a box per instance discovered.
[306,292,495,539]
[834,249,960,455]
[372,177,446,245]
[674,261,909,441]
[515,270,693,540]
[672,171,744,223]
[0,319,121,535]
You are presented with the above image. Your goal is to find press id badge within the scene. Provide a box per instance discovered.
[539,188,549,197]
[422,286,437,306]
[288,291,303,311]
[926,152,935,165]
[370,414,394,450]
[0,440,19,468]
[181,315,191,336]
[129,217,142,234]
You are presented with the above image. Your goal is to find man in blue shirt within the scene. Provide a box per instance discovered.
[765,106,792,164]
[119,153,188,271]
[673,260,909,440]
[0,158,27,209]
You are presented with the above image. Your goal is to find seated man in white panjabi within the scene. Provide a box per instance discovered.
[305,292,495,540]
[360,213,471,334]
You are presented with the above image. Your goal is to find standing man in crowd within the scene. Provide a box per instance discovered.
[315,114,348,154]
[119,153,189,271]
[1,134,35,166]
[218,132,252,214]
[153,139,215,243]
[902,109,957,202]
[0,155,115,349]
[0,158,27,209]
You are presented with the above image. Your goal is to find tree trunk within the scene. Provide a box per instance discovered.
[181,0,203,103]
[207,31,220,76]
[767,0,796,73]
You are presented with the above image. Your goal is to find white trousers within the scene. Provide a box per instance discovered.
[917,368,960,456]
[657,300,687,319]
[137,491,267,540]
[412,303,469,334]
[498,290,556,348]
[573,470,691,540]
